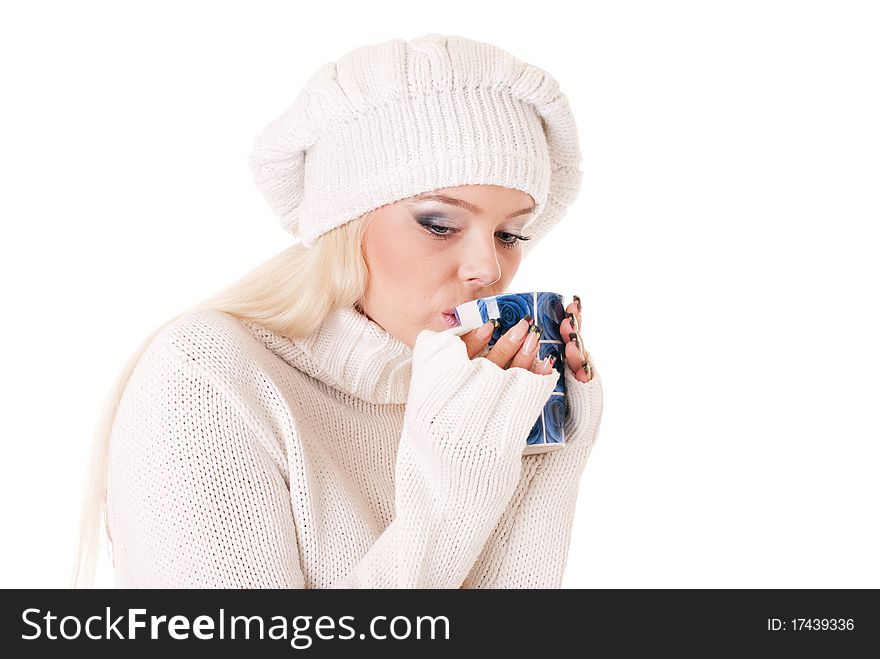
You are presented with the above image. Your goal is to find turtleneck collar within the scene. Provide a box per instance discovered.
[242,305,415,405]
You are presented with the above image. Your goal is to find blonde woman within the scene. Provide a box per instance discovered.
[72,33,603,589]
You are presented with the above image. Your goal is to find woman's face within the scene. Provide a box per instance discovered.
[359,184,536,348]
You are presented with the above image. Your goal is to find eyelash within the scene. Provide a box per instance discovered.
[416,217,532,250]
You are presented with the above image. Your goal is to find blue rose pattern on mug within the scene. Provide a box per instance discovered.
[537,292,566,342]
[539,342,565,395]
[477,294,531,341]
[458,292,568,451]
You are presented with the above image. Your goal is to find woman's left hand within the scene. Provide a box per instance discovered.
[560,295,594,383]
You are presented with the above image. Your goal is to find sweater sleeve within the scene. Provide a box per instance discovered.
[330,328,561,588]
[106,338,306,588]
[461,364,604,588]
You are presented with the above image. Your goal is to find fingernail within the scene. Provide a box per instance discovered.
[573,295,582,312]
[509,318,529,342]
[522,324,541,353]
[522,313,533,324]
[564,311,579,333]
[549,355,557,368]
[476,320,494,339]
[569,331,580,348]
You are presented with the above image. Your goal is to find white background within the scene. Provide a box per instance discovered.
[1,0,878,589]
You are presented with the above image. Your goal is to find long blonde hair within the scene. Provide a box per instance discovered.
[70,211,374,588]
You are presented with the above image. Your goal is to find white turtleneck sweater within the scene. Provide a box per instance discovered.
[105,306,604,588]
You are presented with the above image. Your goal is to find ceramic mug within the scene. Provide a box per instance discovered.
[445,292,568,455]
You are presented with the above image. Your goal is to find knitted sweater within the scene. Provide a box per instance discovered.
[105,305,604,588]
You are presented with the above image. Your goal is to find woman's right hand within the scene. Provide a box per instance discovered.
[459,317,554,375]
[405,318,561,510]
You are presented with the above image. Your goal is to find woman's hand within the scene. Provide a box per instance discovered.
[459,315,553,375]
[458,294,595,380]
[561,295,595,383]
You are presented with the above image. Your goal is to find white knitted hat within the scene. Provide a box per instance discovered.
[249,33,583,252]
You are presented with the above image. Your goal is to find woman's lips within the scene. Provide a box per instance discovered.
[441,312,460,328]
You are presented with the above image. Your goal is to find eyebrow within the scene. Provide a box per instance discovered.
[413,194,535,220]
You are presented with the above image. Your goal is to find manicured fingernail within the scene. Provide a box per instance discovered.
[509,318,530,342]
[565,312,579,333]
[573,295,582,312]
[522,313,533,324]
[491,318,501,330]
[522,326,539,353]
[476,320,494,339]
[568,331,580,348]
[549,355,557,367]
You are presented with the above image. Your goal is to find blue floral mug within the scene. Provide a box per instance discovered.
[447,292,568,455]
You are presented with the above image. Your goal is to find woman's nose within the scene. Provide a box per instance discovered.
[462,234,503,286]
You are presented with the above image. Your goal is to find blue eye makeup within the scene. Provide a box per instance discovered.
[414,215,531,250]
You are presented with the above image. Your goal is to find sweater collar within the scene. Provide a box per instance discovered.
[242,305,415,405]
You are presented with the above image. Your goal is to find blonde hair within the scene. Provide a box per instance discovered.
[70,211,375,588]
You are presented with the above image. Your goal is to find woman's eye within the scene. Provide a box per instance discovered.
[415,216,530,249]
[416,217,457,238]
[426,224,453,235]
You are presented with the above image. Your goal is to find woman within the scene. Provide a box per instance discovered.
[72,33,603,588]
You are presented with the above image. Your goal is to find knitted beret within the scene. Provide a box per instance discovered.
[249,33,583,253]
